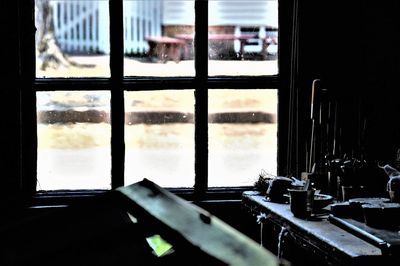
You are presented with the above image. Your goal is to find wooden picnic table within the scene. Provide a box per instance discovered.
[146,33,279,62]
[145,36,186,63]
[260,35,278,60]
[175,33,259,60]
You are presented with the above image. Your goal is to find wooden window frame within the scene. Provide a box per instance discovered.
[19,0,291,203]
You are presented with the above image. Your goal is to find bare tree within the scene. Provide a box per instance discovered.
[35,0,78,70]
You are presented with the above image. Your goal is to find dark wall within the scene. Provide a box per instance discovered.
[2,4,400,264]
[295,0,400,180]
[359,1,400,163]
[0,1,22,207]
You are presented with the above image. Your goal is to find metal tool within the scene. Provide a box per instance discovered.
[309,79,321,173]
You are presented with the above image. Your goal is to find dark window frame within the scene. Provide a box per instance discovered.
[19,0,291,203]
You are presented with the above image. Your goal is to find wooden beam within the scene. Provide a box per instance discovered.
[116,179,280,266]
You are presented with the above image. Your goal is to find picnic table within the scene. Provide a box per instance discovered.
[145,33,278,62]
[145,36,186,63]
[175,33,259,60]
[261,35,278,60]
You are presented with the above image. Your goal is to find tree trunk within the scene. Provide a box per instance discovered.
[35,0,73,70]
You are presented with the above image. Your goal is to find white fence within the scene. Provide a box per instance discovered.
[123,1,162,54]
[51,1,162,55]
[50,1,277,55]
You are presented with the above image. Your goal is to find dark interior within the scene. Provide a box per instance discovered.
[2,1,400,265]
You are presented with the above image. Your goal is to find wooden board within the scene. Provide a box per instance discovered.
[116,179,280,266]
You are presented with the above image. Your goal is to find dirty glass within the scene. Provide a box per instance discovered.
[36,91,111,190]
[123,0,195,77]
[35,0,110,78]
[208,0,278,76]
[124,90,195,187]
[208,89,278,187]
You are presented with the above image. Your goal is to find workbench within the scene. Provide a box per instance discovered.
[242,191,400,266]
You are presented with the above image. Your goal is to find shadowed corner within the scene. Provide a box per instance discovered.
[0,179,282,266]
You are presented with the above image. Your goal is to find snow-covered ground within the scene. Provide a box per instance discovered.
[36,56,278,191]
[36,55,278,77]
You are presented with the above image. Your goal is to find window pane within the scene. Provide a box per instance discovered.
[125,90,195,187]
[123,0,195,77]
[35,0,110,78]
[37,91,111,190]
[208,0,278,76]
[208,89,277,187]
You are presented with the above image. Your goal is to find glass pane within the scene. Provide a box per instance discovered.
[208,0,278,76]
[124,0,195,77]
[125,90,195,187]
[208,89,277,187]
[36,91,111,190]
[35,0,110,78]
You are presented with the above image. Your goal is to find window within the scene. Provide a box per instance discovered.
[21,0,283,198]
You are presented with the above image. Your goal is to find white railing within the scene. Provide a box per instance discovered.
[51,1,162,55]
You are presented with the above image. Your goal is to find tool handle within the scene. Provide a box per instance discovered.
[311,79,321,120]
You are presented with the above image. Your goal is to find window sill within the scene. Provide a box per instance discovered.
[28,186,254,207]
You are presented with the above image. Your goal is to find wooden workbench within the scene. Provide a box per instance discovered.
[242,191,400,266]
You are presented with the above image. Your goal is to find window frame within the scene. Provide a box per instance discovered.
[19,0,291,203]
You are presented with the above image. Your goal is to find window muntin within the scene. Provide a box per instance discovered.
[36,91,111,190]
[124,90,195,187]
[208,89,277,187]
[30,0,279,193]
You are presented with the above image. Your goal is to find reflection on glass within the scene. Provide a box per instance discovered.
[123,0,195,77]
[208,89,278,187]
[125,90,195,187]
[36,91,111,190]
[35,0,110,78]
[208,0,278,76]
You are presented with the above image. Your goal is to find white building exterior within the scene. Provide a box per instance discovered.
[163,0,278,28]
[51,0,278,55]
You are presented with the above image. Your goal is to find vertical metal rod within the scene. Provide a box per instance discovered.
[332,101,338,156]
[309,79,320,172]
[287,0,299,176]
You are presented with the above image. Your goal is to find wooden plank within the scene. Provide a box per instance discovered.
[117,179,280,266]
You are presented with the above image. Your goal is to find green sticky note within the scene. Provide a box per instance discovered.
[146,234,174,257]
